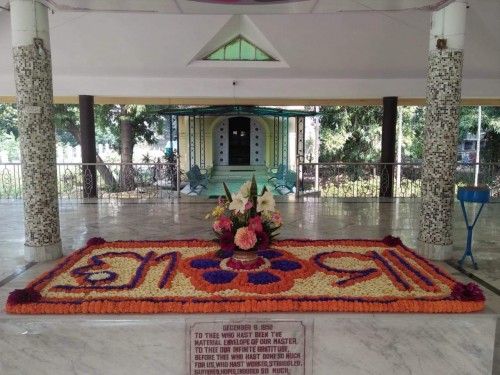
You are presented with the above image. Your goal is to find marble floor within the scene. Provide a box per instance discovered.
[0,197,499,374]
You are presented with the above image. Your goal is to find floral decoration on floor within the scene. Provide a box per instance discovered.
[6,237,485,314]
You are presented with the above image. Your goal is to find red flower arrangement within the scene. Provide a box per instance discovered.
[87,237,106,246]
[7,288,42,305]
[451,282,485,302]
[382,235,403,247]
[207,176,281,253]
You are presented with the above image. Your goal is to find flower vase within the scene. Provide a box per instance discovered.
[231,249,259,265]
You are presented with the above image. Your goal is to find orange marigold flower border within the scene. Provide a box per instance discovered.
[5,239,485,314]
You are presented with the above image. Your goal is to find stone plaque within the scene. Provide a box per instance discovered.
[187,320,307,375]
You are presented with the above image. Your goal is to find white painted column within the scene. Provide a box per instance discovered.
[10,0,62,261]
[396,107,403,192]
[474,106,482,186]
[417,0,467,260]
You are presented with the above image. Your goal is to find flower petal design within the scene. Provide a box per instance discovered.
[203,270,237,284]
[190,259,221,269]
[258,250,282,259]
[248,272,281,285]
[271,260,301,271]
[179,248,314,294]
[314,251,383,288]
[4,239,486,314]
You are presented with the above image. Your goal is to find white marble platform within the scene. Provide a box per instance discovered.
[0,312,496,375]
[1,199,499,374]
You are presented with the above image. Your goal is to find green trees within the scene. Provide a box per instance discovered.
[400,106,426,162]
[318,106,383,162]
[318,106,426,163]
[0,104,20,161]
[459,106,500,163]
[0,103,172,191]
[96,104,166,190]
[0,104,18,138]
[57,104,168,191]
[97,105,164,160]
[317,105,500,164]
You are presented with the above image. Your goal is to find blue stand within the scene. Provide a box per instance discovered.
[457,187,490,269]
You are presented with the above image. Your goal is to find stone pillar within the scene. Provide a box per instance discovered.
[417,1,467,260]
[79,95,97,198]
[380,96,398,198]
[11,0,62,261]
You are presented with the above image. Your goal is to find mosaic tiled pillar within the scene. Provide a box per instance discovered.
[11,0,62,261]
[417,1,467,260]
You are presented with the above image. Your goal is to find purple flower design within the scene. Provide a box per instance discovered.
[248,272,280,285]
[191,259,221,269]
[183,249,308,292]
[256,250,282,259]
[271,260,302,271]
[203,270,238,284]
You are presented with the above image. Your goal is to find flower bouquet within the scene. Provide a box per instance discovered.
[207,176,282,268]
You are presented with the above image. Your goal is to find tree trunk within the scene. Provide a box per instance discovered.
[120,118,135,191]
[66,120,118,188]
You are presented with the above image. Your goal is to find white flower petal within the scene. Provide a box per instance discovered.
[229,192,248,214]
[257,191,276,213]
[239,181,252,198]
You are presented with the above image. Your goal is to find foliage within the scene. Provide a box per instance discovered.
[0,133,21,161]
[0,104,18,139]
[482,131,500,163]
[401,106,426,161]
[318,105,427,163]
[459,106,500,163]
[0,105,19,161]
[318,106,383,162]
[53,105,79,146]
[94,104,166,153]
[53,104,114,146]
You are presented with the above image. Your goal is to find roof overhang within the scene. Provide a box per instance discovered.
[157,105,318,117]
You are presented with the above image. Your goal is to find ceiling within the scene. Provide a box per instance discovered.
[0,0,458,14]
[0,0,499,103]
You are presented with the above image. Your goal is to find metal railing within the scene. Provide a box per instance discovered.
[0,162,181,200]
[1,161,499,200]
[297,162,500,199]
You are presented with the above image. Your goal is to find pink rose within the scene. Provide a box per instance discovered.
[213,221,223,234]
[248,216,263,232]
[219,216,232,231]
[234,227,258,250]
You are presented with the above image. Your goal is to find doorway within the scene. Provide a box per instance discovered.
[229,117,250,165]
